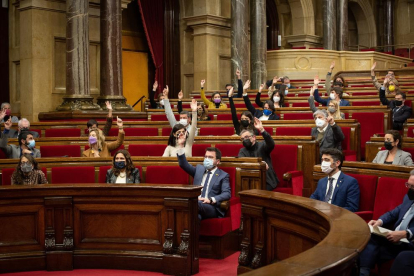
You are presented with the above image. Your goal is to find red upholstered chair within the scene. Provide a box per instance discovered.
[216,114,241,121]
[45,128,81,137]
[372,177,407,221]
[0,150,7,159]
[151,114,179,121]
[340,127,357,161]
[283,113,314,120]
[145,166,189,184]
[200,127,235,136]
[403,148,414,158]
[215,144,243,157]
[271,145,303,196]
[162,128,172,136]
[199,166,240,259]
[264,127,273,135]
[291,102,311,107]
[2,167,47,185]
[351,101,381,106]
[192,144,211,157]
[40,145,81,157]
[124,128,158,136]
[107,128,119,136]
[407,127,414,138]
[352,112,384,160]
[98,165,142,183]
[405,100,412,107]
[352,92,378,96]
[30,129,42,138]
[85,145,124,156]
[51,166,95,184]
[348,174,378,222]
[129,144,166,156]
[275,127,311,136]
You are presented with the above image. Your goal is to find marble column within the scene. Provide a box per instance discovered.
[323,0,337,50]
[384,0,394,53]
[56,0,100,111]
[97,0,132,110]
[250,0,267,89]
[231,0,249,89]
[337,0,348,51]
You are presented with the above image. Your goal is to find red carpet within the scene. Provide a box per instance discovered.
[2,252,239,276]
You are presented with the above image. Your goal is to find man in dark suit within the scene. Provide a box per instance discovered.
[359,170,414,276]
[310,148,359,212]
[177,147,231,221]
[379,80,412,131]
[311,109,345,156]
[2,118,39,138]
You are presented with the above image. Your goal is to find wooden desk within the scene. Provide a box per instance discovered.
[365,137,414,162]
[237,189,370,275]
[0,184,201,275]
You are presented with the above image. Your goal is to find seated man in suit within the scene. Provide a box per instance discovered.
[310,148,359,212]
[177,147,231,221]
[311,109,345,156]
[0,130,41,158]
[3,118,39,138]
[359,170,414,276]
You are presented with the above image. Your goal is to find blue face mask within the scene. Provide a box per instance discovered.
[114,161,126,169]
[285,90,289,95]
[203,158,214,170]
[27,140,35,149]
[263,109,272,116]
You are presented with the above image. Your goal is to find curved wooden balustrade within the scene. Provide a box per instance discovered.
[237,189,370,275]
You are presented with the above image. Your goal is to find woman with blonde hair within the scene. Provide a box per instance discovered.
[83,116,125,158]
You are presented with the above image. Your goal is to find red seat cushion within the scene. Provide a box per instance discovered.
[145,166,189,184]
[162,128,172,136]
[271,145,298,188]
[151,114,179,121]
[351,101,381,106]
[200,217,232,236]
[40,145,81,157]
[352,112,384,160]
[124,128,158,136]
[283,113,314,120]
[85,145,124,156]
[215,144,244,157]
[408,127,414,138]
[2,167,47,185]
[372,177,407,220]
[348,174,378,214]
[276,127,311,136]
[98,165,142,183]
[403,148,414,158]
[291,102,310,107]
[51,166,95,184]
[45,128,81,137]
[129,144,166,156]
[200,127,235,136]
[192,144,211,157]
[0,150,7,159]
[264,127,273,135]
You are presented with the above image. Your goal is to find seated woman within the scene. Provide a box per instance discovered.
[11,154,48,185]
[308,87,345,120]
[200,79,227,109]
[228,87,259,135]
[372,130,413,166]
[256,83,286,108]
[163,99,197,157]
[106,149,140,184]
[242,80,279,121]
[83,116,125,158]
[177,91,210,121]
[149,81,166,109]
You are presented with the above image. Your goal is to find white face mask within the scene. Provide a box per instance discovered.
[315,118,326,128]
[159,100,165,106]
[329,93,336,100]
[179,118,188,126]
[273,96,280,103]
[285,90,288,95]
[321,161,334,174]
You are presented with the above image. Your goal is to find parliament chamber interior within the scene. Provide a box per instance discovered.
[1,0,414,275]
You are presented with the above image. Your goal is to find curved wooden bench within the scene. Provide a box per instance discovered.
[237,189,370,275]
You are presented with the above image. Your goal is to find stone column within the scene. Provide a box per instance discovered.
[97,0,132,110]
[384,0,394,53]
[323,0,337,50]
[231,0,249,89]
[337,0,348,51]
[250,0,266,89]
[56,0,100,111]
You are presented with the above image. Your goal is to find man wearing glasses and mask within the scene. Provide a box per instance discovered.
[359,170,414,276]
[238,117,278,190]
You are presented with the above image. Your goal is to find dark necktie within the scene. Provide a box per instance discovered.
[201,171,212,198]
[324,178,335,202]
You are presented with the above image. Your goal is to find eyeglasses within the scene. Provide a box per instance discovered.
[240,135,252,141]
[405,182,414,189]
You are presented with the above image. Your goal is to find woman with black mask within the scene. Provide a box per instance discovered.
[372,130,413,166]
[228,87,259,135]
[105,149,140,184]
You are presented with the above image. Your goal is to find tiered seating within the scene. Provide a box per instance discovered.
[129,144,166,156]
[51,166,96,184]
[40,145,81,157]
[45,128,81,137]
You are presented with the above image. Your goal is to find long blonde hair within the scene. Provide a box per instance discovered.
[89,129,105,150]
[328,100,343,120]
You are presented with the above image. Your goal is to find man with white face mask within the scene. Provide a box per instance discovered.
[162,85,198,136]
[311,109,345,156]
[310,148,359,212]
[312,75,350,107]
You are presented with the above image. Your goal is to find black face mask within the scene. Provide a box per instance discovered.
[408,189,414,200]
[21,127,30,132]
[384,141,394,151]
[243,139,253,149]
[240,120,250,127]
[395,100,403,107]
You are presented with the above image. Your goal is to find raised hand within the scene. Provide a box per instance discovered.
[190,99,197,111]
[116,116,123,128]
[272,76,279,85]
[163,86,169,99]
[254,117,263,131]
[236,68,241,78]
[383,77,389,85]
[201,79,205,87]
[178,90,183,100]
[259,83,265,93]
[243,80,251,90]
[330,61,335,71]
[105,101,112,110]
[314,75,320,86]
[371,62,377,72]
[22,149,32,154]
[327,115,335,125]
[228,87,234,97]
[310,86,315,96]
[153,81,158,91]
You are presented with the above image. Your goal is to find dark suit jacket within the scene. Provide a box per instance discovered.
[4,129,39,139]
[379,87,412,130]
[380,195,414,236]
[178,153,231,217]
[313,89,350,106]
[311,124,345,154]
[243,95,280,120]
[310,172,360,212]
[105,168,141,184]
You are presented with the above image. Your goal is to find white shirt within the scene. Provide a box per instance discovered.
[200,167,218,203]
[115,173,127,184]
[317,123,329,133]
[259,114,270,121]
[325,170,341,204]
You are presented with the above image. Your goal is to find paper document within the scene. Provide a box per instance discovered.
[368,224,409,243]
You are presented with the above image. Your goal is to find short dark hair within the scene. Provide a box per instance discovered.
[333,81,344,87]
[332,87,343,99]
[321,148,344,169]
[180,110,191,119]
[386,130,402,148]
[205,147,222,161]
[225,84,232,89]
[87,119,98,129]
[396,92,406,100]
[18,131,33,146]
